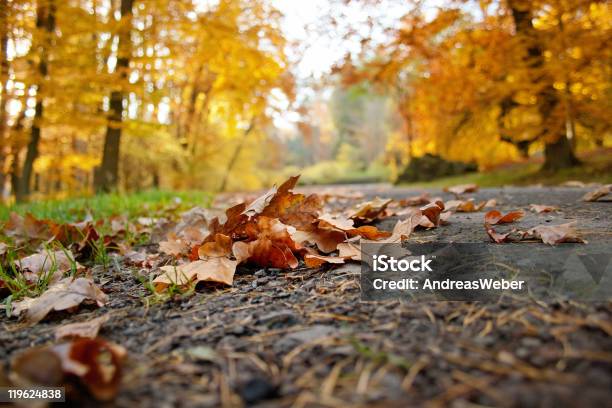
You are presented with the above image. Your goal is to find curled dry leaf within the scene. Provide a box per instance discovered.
[317,213,390,240]
[582,185,611,202]
[11,278,108,324]
[484,210,524,225]
[443,183,479,195]
[419,201,445,227]
[348,197,393,224]
[10,338,126,401]
[242,185,278,217]
[55,314,111,340]
[486,226,517,243]
[444,199,485,213]
[153,258,238,291]
[529,204,559,214]
[527,222,586,245]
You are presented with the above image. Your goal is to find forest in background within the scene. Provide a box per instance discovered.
[0,0,610,203]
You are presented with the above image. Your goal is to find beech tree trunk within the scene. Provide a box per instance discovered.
[509,2,578,171]
[16,0,55,202]
[95,0,134,193]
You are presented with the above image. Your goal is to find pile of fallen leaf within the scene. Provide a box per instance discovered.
[151,175,448,292]
[1,176,605,402]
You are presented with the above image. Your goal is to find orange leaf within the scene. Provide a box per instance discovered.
[484,210,524,225]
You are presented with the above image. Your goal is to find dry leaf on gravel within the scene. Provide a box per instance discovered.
[11,278,108,324]
[348,197,393,224]
[530,204,559,213]
[304,254,346,268]
[419,201,445,227]
[485,227,517,243]
[582,185,611,202]
[444,199,485,212]
[397,193,431,207]
[443,183,479,195]
[10,338,126,401]
[55,315,111,340]
[526,222,586,245]
[154,258,238,291]
[484,210,524,225]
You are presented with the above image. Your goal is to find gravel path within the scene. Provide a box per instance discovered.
[1,185,611,407]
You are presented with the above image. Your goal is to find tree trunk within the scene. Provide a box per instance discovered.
[219,122,254,192]
[16,0,55,202]
[508,1,578,171]
[0,0,9,198]
[542,131,578,172]
[95,0,134,193]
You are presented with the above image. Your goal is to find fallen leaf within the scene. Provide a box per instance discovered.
[529,204,558,213]
[419,201,445,227]
[582,185,611,202]
[154,258,238,291]
[242,185,278,217]
[348,197,393,224]
[290,228,346,253]
[197,233,232,259]
[484,210,524,225]
[526,222,586,245]
[317,213,390,240]
[444,183,478,195]
[444,199,485,212]
[486,226,516,243]
[159,233,190,257]
[11,277,108,324]
[18,250,82,284]
[304,254,346,268]
[337,242,361,261]
[11,338,126,401]
[484,199,497,208]
[377,214,421,243]
[55,315,111,340]
[398,193,431,206]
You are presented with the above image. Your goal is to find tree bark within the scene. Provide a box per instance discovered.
[0,0,9,198]
[16,0,56,202]
[508,1,578,171]
[95,0,134,193]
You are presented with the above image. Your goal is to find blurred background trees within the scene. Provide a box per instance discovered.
[0,0,610,202]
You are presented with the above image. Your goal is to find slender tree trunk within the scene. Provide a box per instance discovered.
[0,0,9,198]
[95,0,134,193]
[219,122,255,192]
[509,2,578,171]
[16,0,56,202]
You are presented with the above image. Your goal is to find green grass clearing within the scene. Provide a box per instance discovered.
[0,190,212,223]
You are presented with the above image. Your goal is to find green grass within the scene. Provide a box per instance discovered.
[401,153,612,188]
[0,190,212,223]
